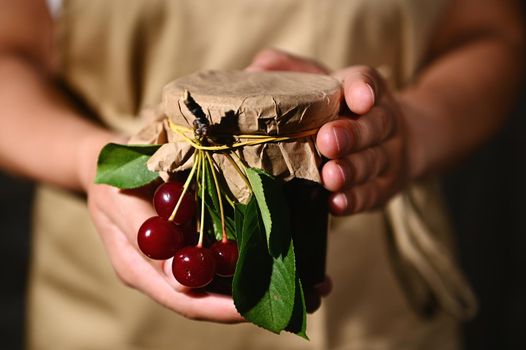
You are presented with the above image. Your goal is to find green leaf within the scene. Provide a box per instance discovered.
[245,167,291,258]
[204,202,236,241]
[285,277,308,339]
[234,203,246,247]
[203,160,220,213]
[232,196,296,334]
[95,143,160,189]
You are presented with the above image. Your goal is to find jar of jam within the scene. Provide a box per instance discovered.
[146,70,341,293]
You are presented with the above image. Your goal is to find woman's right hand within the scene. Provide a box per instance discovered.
[81,134,245,323]
[4,1,240,322]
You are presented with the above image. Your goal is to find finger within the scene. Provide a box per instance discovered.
[141,261,244,322]
[91,203,170,289]
[328,176,392,215]
[93,186,213,297]
[321,145,389,192]
[95,185,156,245]
[91,187,185,289]
[316,106,394,159]
[305,290,322,314]
[313,276,333,297]
[332,66,385,115]
[246,48,329,74]
[162,257,192,292]
[136,257,244,322]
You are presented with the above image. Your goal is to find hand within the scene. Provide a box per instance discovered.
[248,49,411,215]
[318,66,410,215]
[79,134,244,323]
[246,48,329,74]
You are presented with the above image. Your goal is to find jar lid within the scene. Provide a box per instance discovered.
[162,70,342,135]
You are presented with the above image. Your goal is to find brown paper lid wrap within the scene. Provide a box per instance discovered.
[131,71,342,201]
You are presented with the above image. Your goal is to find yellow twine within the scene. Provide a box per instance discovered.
[168,119,318,151]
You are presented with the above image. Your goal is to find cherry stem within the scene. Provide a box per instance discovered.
[223,152,252,194]
[205,152,227,242]
[198,150,206,248]
[224,191,236,208]
[168,151,200,222]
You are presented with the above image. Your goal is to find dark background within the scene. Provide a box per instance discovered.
[444,87,526,349]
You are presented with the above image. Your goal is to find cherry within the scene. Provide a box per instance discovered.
[210,240,238,277]
[137,216,184,260]
[153,182,196,224]
[172,246,216,288]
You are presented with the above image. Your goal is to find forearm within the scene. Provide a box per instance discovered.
[0,53,114,191]
[401,33,525,180]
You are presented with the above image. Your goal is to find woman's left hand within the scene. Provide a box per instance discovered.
[247,49,412,215]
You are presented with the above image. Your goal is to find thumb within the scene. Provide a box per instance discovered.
[246,48,329,74]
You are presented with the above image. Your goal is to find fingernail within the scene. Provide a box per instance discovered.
[332,193,348,211]
[366,83,375,105]
[335,162,347,189]
[332,126,350,154]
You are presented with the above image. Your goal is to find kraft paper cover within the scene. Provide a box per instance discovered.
[131,70,342,201]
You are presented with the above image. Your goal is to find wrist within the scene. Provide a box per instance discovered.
[396,90,433,182]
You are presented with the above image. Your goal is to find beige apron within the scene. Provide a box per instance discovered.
[28,0,476,349]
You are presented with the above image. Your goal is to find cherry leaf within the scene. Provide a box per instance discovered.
[232,196,297,334]
[95,143,160,189]
[245,167,291,258]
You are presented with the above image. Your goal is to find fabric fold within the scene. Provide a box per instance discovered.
[385,184,478,320]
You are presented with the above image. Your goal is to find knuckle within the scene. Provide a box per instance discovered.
[331,119,356,152]
[375,108,390,137]
[349,184,380,214]
[376,146,389,174]
[350,120,365,149]
[347,189,362,213]
[369,146,388,176]
[346,151,370,185]
[354,107,392,149]
[364,147,376,168]
[355,150,374,182]
[340,158,354,186]
[363,108,387,145]
[377,108,393,139]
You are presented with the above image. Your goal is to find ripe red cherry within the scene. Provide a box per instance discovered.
[137,216,185,260]
[210,240,238,277]
[172,246,216,288]
[153,182,196,224]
